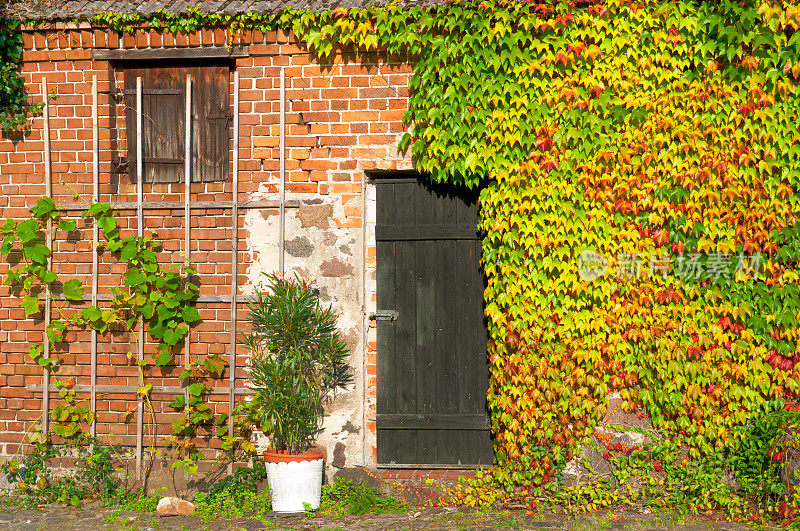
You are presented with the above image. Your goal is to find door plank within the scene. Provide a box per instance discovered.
[376,183,396,418]
[414,181,438,463]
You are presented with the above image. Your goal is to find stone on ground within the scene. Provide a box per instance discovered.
[156,496,195,517]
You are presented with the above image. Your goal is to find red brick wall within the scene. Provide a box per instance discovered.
[0,23,411,466]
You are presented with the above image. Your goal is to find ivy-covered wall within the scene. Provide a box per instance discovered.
[410,0,800,493]
[288,0,800,492]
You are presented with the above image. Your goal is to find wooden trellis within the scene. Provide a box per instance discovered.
[26,68,294,479]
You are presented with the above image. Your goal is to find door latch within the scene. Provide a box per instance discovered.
[371,310,399,322]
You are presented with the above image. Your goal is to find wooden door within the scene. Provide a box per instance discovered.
[376,174,493,466]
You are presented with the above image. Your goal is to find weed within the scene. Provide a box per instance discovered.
[495,514,527,527]
[207,459,268,498]
[194,488,273,522]
[103,510,122,524]
[191,459,273,522]
[1,439,135,508]
[119,489,162,512]
[318,478,405,517]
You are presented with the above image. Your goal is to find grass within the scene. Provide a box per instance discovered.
[118,488,163,512]
[621,511,694,530]
[316,479,406,518]
[102,510,122,524]
[194,488,274,523]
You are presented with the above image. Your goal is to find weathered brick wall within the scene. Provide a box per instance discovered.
[0,23,411,470]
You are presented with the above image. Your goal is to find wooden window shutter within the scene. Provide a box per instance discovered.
[125,62,230,183]
[191,63,230,182]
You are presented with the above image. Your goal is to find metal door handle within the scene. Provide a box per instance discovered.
[371,310,399,322]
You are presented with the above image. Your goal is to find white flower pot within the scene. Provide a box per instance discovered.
[263,450,324,513]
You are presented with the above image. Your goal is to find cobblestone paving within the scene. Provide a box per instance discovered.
[0,504,759,530]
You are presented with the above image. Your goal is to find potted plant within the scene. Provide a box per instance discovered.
[241,273,349,513]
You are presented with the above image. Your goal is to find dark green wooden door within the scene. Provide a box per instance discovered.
[376,174,493,466]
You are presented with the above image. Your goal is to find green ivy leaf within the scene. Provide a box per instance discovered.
[124,269,146,287]
[22,243,49,263]
[1,234,15,254]
[39,270,57,284]
[85,202,110,217]
[97,215,117,233]
[162,327,184,346]
[120,241,137,261]
[169,395,186,409]
[80,306,102,322]
[204,354,228,378]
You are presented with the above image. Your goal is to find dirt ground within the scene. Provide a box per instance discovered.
[0,503,761,530]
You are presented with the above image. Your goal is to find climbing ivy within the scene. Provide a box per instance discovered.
[284,0,800,509]
[0,19,38,130]
[4,0,800,517]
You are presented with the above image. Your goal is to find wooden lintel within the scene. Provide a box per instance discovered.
[93,47,250,61]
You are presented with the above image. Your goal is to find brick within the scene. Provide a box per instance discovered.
[287,183,317,193]
[300,159,336,171]
[94,30,106,48]
[33,32,47,50]
[23,50,49,63]
[291,148,310,160]
[335,218,360,228]
[107,32,120,48]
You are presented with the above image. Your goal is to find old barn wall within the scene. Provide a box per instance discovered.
[0,23,411,473]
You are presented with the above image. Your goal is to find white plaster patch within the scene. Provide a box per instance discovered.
[244,189,366,471]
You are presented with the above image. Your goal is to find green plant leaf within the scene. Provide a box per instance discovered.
[39,270,57,283]
[57,220,76,232]
[154,350,172,366]
[30,197,55,218]
[1,234,15,254]
[22,294,39,315]
[181,306,201,323]
[62,279,84,301]
[204,354,228,377]
[170,395,186,408]
[97,215,117,233]
[16,219,39,243]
